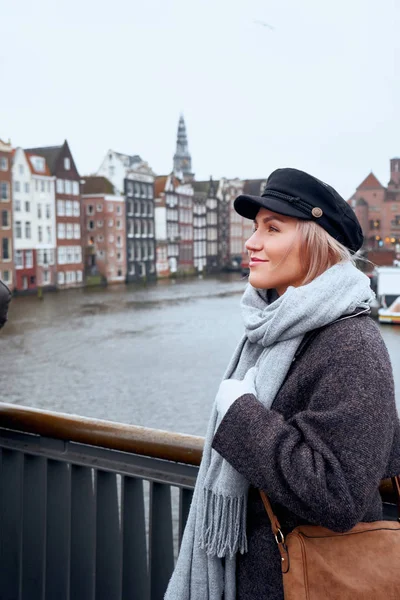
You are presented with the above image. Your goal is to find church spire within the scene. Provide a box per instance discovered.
[173,114,193,180]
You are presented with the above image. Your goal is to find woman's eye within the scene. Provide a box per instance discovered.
[268,225,279,232]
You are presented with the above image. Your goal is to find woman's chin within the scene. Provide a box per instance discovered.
[248,272,270,289]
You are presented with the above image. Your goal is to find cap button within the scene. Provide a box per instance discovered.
[312,207,323,218]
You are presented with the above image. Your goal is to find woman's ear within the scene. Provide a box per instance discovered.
[0,280,12,329]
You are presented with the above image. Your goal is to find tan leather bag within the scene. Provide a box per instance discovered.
[260,476,400,599]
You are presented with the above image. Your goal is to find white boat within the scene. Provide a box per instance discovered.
[378,296,400,324]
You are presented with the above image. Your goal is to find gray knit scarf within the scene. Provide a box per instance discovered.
[164,262,375,600]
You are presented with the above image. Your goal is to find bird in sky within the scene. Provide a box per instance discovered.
[253,19,275,31]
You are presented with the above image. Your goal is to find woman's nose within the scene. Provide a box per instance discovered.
[245,230,262,252]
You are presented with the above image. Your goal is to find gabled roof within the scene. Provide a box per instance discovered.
[114,152,142,167]
[154,176,168,198]
[154,174,182,197]
[192,181,210,194]
[25,145,62,174]
[25,152,52,176]
[243,179,266,195]
[82,176,115,195]
[356,172,383,190]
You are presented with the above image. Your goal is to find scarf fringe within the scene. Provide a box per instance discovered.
[199,489,248,558]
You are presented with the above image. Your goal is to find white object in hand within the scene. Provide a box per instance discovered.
[215,366,258,418]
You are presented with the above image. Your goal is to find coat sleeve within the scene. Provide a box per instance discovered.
[212,324,396,532]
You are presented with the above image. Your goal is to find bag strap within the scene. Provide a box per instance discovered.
[260,475,400,543]
[259,490,289,572]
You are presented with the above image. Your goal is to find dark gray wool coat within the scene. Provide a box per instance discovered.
[212,314,400,600]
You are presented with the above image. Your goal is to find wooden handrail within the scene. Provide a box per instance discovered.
[0,403,397,503]
[0,403,203,466]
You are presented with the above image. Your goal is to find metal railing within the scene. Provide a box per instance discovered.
[0,404,202,600]
[0,403,398,600]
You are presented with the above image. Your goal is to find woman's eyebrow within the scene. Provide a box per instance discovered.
[254,215,285,225]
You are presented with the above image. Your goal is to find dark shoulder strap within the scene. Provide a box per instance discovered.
[292,309,370,365]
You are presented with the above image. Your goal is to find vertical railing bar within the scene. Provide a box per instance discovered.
[42,458,48,600]
[66,464,71,600]
[92,468,98,600]
[120,475,125,600]
[18,451,24,600]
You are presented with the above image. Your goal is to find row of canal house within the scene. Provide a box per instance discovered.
[0,118,273,291]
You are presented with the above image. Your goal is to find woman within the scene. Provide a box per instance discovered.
[165,168,400,600]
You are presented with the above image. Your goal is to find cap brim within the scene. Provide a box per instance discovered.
[234,194,310,221]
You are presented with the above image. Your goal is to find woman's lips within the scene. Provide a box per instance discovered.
[249,258,268,267]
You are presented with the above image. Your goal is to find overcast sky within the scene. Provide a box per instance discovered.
[3,0,400,198]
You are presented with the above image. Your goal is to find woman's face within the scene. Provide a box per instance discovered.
[245,207,306,295]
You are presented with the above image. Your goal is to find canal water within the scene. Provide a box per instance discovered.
[1,274,400,436]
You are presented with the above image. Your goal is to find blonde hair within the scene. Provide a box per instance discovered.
[297,220,356,285]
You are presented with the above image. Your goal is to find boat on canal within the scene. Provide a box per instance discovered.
[378,296,400,324]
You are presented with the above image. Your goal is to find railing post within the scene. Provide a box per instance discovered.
[149,482,174,600]
[95,470,122,600]
[0,449,23,600]
[45,460,71,600]
[70,465,96,600]
[21,454,47,600]
[121,476,149,600]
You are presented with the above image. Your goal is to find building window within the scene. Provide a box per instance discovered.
[46,204,51,218]
[109,234,114,243]
[14,181,20,193]
[73,201,80,216]
[116,205,122,215]
[2,238,10,260]
[74,224,80,239]
[97,235,104,242]
[97,220,103,228]
[134,182,140,197]
[25,222,31,239]
[107,203,113,213]
[64,157,71,170]
[15,250,23,268]
[15,221,22,238]
[96,203,103,212]
[76,270,83,283]
[37,204,42,219]
[108,218,114,227]
[57,223,65,239]
[148,186,153,199]
[1,210,9,228]
[25,201,30,212]
[57,179,64,194]
[57,200,65,216]
[0,157,8,171]
[38,226,43,242]
[24,182,30,193]
[72,181,79,195]
[0,182,9,201]
[87,205,94,215]
[66,201,73,216]
[65,180,72,194]
[66,223,73,239]
[74,247,82,263]
[43,271,50,284]
[369,219,380,230]
[47,226,51,243]
[88,220,95,231]
[3,270,10,284]
[14,200,21,211]
[58,272,65,285]
[25,250,33,268]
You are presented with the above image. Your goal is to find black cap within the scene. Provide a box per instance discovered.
[234,168,364,252]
